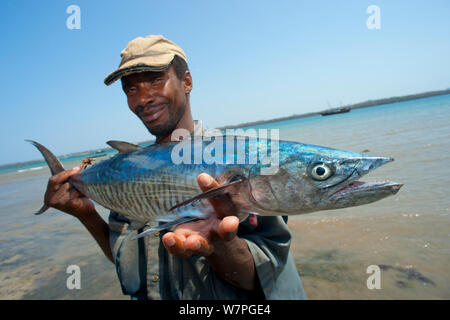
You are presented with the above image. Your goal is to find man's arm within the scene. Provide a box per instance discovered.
[206,231,256,291]
[77,211,113,262]
[162,173,257,291]
[44,166,113,262]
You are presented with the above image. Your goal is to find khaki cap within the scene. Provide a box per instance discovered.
[104,35,187,85]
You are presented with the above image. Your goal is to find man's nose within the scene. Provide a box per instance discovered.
[139,88,155,106]
[137,87,156,107]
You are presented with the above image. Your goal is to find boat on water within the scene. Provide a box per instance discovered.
[321,107,351,116]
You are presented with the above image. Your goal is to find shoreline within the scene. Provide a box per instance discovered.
[216,88,450,129]
[3,88,449,169]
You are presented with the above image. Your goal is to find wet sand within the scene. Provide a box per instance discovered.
[289,212,449,299]
[1,251,126,300]
[6,211,448,300]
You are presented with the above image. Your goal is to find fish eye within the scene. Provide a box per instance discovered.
[229,173,245,182]
[310,163,333,180]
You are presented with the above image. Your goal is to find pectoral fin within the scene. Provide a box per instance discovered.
[132,216,200,240]
[169,179,245,211]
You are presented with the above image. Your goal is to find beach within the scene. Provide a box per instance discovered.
[1,94,449,299]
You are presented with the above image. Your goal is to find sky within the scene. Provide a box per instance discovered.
[0,0,449,165]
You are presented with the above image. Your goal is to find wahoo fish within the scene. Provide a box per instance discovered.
[28,136,402,239]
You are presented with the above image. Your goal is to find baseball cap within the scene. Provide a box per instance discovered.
[104,35,187,86]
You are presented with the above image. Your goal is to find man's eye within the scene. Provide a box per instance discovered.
[151,78,164,85]
[126,87,136,95]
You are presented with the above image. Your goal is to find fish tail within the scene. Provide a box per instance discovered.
[26,140,65,215]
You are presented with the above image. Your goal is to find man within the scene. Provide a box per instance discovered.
[44,35,307,299]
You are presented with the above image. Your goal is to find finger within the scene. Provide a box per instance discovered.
[197,173,237,218]
[68,185,83,199]
[57,182,72,199]
[48,182,72,207]
[185,234,212,256]
[217,216,239,241]
[49,166,81,187]
[162,232,190,258]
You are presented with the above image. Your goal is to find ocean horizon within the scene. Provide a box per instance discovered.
[2,90,449,172]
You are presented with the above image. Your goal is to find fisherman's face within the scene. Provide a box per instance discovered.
[121,66,192,139]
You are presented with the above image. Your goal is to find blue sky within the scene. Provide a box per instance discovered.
[0,0,449,165]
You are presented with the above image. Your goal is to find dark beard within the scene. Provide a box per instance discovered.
[144,103,186,140]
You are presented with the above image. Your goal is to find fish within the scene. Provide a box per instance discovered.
[27,136,402,239]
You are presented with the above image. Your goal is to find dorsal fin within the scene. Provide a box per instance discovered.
[106,140,142,154]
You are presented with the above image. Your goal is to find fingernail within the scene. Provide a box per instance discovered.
[165,238,175,247]
[200,174,213,187]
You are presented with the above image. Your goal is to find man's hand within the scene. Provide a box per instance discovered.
[44,166,113,262]
[44,166,96,221]
[162,173,256,290]
[162,173,240,258]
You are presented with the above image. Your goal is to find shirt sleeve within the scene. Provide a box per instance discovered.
[238,215,305,299]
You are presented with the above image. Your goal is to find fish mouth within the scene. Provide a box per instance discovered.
[328,156,402,204]
[331,180,403,199]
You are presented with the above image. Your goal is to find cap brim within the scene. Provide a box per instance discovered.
[104,64,170,86]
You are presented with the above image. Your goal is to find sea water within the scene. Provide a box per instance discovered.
[0,94,449,299]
